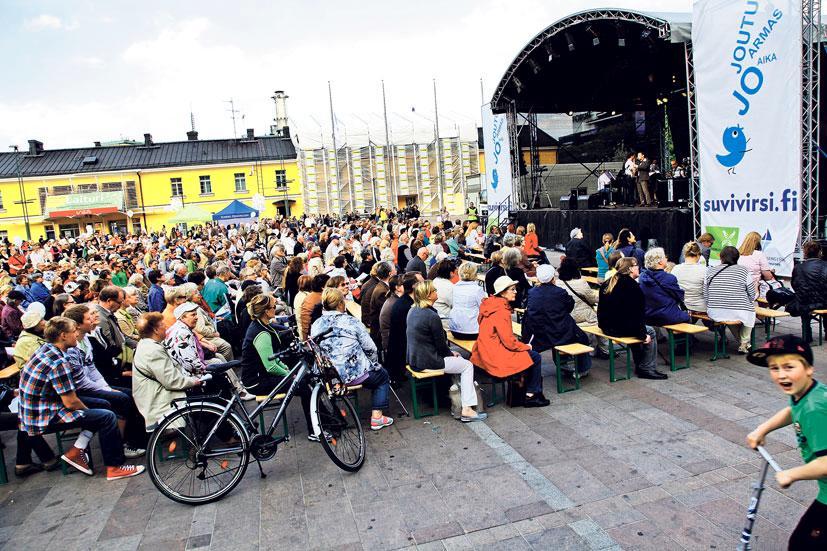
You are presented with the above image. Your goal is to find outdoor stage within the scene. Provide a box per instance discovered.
[514,206,693,261]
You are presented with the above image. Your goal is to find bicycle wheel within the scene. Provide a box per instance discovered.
[147,403,250,505]
[314,389,365,472]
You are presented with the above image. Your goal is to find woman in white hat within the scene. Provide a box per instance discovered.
[471,276,550,408]
[13,303,47,370]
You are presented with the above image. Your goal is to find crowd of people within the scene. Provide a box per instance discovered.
[0,208,825,494]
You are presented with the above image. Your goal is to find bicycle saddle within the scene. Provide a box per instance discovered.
[206,360,242,374]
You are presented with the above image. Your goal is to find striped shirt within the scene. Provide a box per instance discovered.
[705,264,756,326]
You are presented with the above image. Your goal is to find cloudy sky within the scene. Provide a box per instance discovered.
[1,0,699,150]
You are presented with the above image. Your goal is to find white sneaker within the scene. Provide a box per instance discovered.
[123,446,146,459]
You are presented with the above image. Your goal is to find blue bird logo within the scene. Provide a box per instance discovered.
[716,125,751,174]
[491,168,499,189]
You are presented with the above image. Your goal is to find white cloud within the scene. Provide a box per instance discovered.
[73,56,103,67]
[24,14,63,30]
[23,14,79,31]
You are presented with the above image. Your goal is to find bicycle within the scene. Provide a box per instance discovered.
[145,329,365,505]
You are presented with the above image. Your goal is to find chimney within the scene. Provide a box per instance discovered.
[272,90,289,135]
[143,133,153,146]
[246,128,255,139]
[187,130,198,141]
[94,141,101,147]
[27,139,44,156]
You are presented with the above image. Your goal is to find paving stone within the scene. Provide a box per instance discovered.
[605,519,685,551]
[411,521,464,545]
[523,526,589,550]
[634,497,731,549]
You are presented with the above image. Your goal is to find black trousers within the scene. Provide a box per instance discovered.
[0,412,56,465]
[789,499,827,550]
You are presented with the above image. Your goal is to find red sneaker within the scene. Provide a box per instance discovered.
[106,464,145,481]
[61,446,93,476]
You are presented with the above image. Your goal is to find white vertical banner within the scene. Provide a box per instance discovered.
[481,103,513,228]
[693,0,802,275]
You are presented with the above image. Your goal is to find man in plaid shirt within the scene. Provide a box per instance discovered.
[19,317,145,481]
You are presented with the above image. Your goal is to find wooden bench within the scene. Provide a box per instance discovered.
[0,364,20,380]
[754,306,790,342]
[512,321,522,338]
[447,332,475,354]
[406,365,446,419]
[662,323,709,371]
[465,253,488,264]
[581,266,599,275]
[808,310,827,348]
[553,343,594,394]
[582,275,601,287]
[689,312,744,360]
[580,325,643,382]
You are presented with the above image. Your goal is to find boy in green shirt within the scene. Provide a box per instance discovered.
[747,335,827,550]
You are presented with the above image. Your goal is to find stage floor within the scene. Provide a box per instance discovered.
[514,207,694,262]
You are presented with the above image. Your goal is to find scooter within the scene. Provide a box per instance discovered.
[737,445,783,551]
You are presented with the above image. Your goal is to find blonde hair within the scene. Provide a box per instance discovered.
[739,231,762,256]
[458,262,478,282]
[604,257,638,295]
[682,241,701,259]
[526,223,536,233]
[412,280,436,308]
[321,287,345,311]
[247,293,274,320]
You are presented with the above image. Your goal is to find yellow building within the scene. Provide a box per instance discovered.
[0,130,300,241]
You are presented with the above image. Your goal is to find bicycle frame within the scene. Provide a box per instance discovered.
[191,359,311,458]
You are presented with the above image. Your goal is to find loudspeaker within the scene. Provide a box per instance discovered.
[588,193,602,209]
[560,194,591,210]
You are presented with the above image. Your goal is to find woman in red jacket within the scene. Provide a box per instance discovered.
[470,276,550,407]
[524,223,542,258]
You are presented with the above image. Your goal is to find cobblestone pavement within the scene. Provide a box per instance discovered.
[0,316,821,550]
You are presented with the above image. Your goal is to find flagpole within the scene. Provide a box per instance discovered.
[382,80,397,210]
[328,81,344,216]
[433,78,444,212]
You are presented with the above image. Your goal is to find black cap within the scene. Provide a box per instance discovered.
[746,334,814,367]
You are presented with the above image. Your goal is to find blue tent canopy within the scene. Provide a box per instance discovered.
[212,200,259,223]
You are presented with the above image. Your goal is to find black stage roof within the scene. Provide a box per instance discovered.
[491,10,691,114]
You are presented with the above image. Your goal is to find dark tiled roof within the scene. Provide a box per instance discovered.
[0,136,296,179]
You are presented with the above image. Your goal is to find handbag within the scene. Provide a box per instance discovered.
[505,373,526,407]
[648,272,688,311]
[562,280,597,312]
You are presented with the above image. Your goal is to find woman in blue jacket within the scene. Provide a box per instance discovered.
[522,265,591,376]
[638,247,690,327]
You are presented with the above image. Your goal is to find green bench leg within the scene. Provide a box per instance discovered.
[711,326,730,361]
[668,330,692,371]
[408,377,438,419]
[608,341,632,382]
[553,350,581,393]
[820,315,824,346]
[257,409,290,440]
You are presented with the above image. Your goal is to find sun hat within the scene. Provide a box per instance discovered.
[173,302,199,319]
[493,275,518,296]
[747,334,814,367]
[536,265,557,284]
[21,304,45,329]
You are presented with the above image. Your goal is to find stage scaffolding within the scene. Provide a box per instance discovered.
[299,138,480,216]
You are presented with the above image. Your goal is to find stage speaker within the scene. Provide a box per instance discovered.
[588,193,602,209]
[560,194,591,210]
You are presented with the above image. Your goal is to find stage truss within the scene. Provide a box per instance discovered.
[494,6,822,245]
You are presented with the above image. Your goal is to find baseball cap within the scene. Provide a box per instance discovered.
[746,334,814,367]
[536,265,557,284]
[64,281,79,293]
[173,302,199,319]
